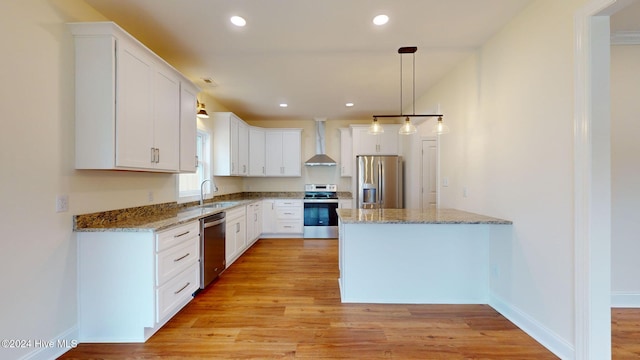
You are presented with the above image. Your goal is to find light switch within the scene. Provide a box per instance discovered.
[56,194,69,213]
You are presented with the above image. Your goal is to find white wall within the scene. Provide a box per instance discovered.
[0,1,239,359]
[412,0,589,357]
[611,44,640,307]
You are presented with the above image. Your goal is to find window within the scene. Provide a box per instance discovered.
[177,130,211,203]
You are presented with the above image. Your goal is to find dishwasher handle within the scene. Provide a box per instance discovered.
[202,213,226,228]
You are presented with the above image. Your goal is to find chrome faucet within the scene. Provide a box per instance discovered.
[200,178,218,206]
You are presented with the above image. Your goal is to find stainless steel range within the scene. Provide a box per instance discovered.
[303,184,338,238]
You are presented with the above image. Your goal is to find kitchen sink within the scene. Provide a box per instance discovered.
[202,201,240,209]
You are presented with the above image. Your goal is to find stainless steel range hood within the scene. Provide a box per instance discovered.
[305,118,337,166]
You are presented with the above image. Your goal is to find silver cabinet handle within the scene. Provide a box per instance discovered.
[195,155,199,168]
[236,222,240,233]
[174,231,190,238]
[156,148,160,163]
[174,282,190,295]
[262,166,265,174]
[243,165,246,173]
[174,253,190,262]
[151,147,155,163]
[284,212,293,215]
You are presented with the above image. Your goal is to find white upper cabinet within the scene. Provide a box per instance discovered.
[212,112,249,176]
[351,124,400,156]
[69,22,198,173]
[339,128,353,177]
[151,63,180,171]
[265,129,302,177]
[238,121,249,176]
[248,127,266,176]
[179,81,199,173]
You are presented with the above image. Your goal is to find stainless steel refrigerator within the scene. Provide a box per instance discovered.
[356,155,403,209]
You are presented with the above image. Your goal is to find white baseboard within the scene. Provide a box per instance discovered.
[611,291,640,308]
[489,294,574,360]
[19,326,79,360]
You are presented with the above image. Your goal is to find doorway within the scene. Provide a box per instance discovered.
[574,0,638,358]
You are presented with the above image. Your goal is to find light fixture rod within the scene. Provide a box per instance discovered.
[371,114,443,118]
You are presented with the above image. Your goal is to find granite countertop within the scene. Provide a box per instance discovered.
[336,208,512,225]
[74,191,316,232]
[74,199,259,232]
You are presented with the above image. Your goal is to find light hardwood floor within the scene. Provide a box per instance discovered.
[60,239,637,359]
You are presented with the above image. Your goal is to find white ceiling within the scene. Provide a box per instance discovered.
[84,0,532,121]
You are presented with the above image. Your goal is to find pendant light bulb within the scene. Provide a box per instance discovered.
[368,117,384,135]
[432,116,449,135]
[399,117,417,135]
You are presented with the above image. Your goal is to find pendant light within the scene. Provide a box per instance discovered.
[196,100,209,119]
[432,116,450,135]
[371,47,447,135]
[399,116,417,135]
[368,117,384,134]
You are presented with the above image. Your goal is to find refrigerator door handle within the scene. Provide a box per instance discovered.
[378,160,383,207]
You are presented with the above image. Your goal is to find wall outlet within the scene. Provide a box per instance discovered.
[56,194,69,213]
[148,191,154,203]
[463,186,468,198]
[442,177,449,187]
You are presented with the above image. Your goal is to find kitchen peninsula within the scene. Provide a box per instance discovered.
[336,208,512,304]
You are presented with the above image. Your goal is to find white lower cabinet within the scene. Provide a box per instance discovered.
[339,199,353,209]
[261,199,303,237]
[77,221,200,342]
[225,206,247,267]
[247,202,262,246]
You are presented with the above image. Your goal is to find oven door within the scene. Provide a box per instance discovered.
[303,200,338,238]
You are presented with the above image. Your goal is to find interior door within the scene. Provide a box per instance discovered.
[421,140,437,210]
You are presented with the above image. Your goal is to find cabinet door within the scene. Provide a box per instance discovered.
[248,127,265,176]
[115,42,154,169]
[264,131,283,176]
[377,126,399,155]
[230,118,239,175]
[281,130,301,176]
[262,200,277,234]
[238,121,249,176]
[352,127,378,155]
[152,65,180,171]
[253,203,262,240]
[234,216,247,257]
[179,82,198,173]
[225,219,237,265]
[339,128,352,177]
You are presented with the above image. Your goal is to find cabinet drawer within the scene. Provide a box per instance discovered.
[156,236,199,286]
[156,222,199,252]
[156,263,199,323]
[275,199,302,207]
[276,207,301,219]
[225,206,246,222]
[276,220,302,233]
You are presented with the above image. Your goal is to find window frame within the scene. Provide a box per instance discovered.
[177,129,211,204]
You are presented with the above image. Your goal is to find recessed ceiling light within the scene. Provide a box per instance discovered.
[373,14,389,26]
[230,16,246,27]
[279,103,288,108]
[345,103,354,107]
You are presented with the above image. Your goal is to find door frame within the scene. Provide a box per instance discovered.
[573,0,635,358]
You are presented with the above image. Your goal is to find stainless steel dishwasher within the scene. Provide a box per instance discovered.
[200,212,226,290]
